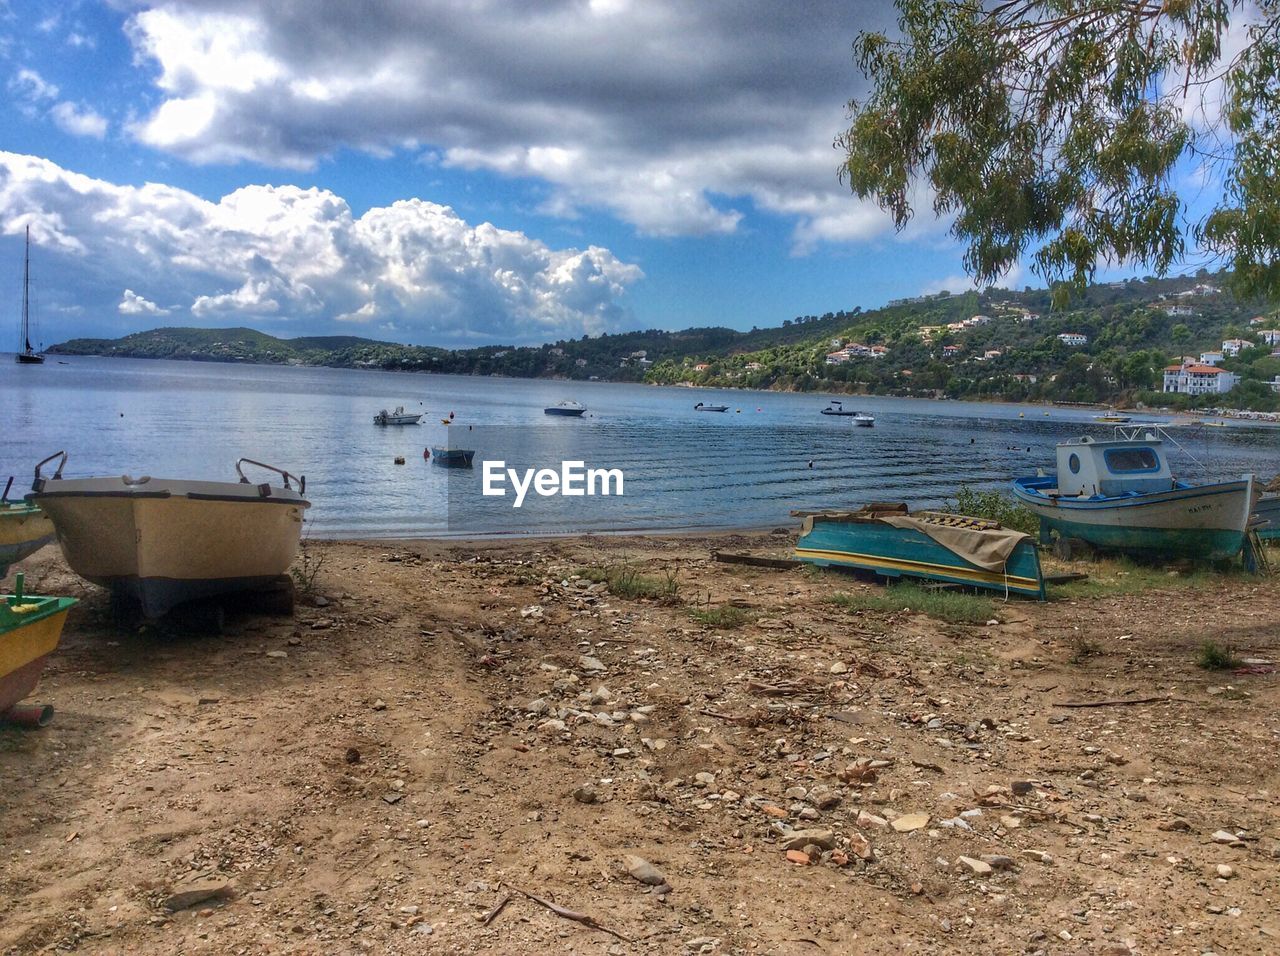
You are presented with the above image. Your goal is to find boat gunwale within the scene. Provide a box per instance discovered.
[1012,475,1252,511]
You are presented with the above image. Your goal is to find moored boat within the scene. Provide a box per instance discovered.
[1,478,55,579]
[1,573,76,718]
[851,411,875,427]
[820,400,855,416]
[545,400,586,417]
[793,504,1045,599]
[694,402,730,412]
[374,406,423,425]
[1012,434,1257,561]
[1254,493,1280,540]
[14,225,44,365]
[430,447,476,468]
[28,453,311,618]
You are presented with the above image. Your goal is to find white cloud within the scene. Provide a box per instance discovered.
[50,101,108,139]
[9,68,59,106]
[118,290,168,315]
[0,151,642,345]
[121,0,899,248]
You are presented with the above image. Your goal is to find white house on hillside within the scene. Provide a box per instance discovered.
[1222,338,1253,357]
[1163,363,1240,395]
[1057,333,1088,347]
[1199,351,1224,366]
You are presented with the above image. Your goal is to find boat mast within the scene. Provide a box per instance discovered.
[21,225,31,355]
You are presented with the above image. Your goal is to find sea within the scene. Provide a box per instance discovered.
[3,355,1279,539]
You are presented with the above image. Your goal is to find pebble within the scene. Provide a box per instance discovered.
[694,772,716,787]
[830,662,849,674]
[265,650,288,659]
[163,881,233,913]
[981,854,1016,871]
[579,655,607,672]
[371,699,387,711]
[785,849,812,865]
[1212,830,1243,845]
[1022,849,1053,865]
[957,856,993,876]
[624,854,667,886]
[780,829,835,851]
[1216,864,1235,879]
[572,785,599,804]
[857,810,888,829]
[891,813,930,833]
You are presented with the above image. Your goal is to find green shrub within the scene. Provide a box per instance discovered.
[829,582,994,624]
[1197,641,1242,670]
[689,605,752,629]
[944,486,1039,537]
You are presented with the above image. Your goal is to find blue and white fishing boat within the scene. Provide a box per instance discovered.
[1012,432,1258,561]
[544,400,586,417]
[794,505,1046,599]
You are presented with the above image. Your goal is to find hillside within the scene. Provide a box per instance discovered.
[50,271,1280,410]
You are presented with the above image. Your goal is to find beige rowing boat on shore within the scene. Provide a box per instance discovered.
[28,453,310,617]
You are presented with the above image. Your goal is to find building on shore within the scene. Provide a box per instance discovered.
[1162,363,1240,395]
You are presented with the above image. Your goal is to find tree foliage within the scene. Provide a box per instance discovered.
[839,1,1280,301]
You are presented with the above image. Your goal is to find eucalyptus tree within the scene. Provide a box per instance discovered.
[840,1,1280,302]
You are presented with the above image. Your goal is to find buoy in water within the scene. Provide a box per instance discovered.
[394,456,406,465]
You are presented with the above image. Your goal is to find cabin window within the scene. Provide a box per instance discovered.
[1067,453,1081,474]
[1103,447,1160,473]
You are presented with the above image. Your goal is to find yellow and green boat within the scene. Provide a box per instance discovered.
[1,573,76,717]
[1,480,55,579]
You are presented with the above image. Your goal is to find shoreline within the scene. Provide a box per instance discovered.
[3,536,1277,953]
[37,352,1280,423]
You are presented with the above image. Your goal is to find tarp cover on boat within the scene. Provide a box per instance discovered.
[795,510,1030,573]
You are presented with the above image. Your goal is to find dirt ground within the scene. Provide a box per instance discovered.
[2,533,1279,955]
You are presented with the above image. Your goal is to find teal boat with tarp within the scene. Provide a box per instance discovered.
[793,504,1046,600]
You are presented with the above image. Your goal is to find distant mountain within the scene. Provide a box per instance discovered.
[50,270,1280,410]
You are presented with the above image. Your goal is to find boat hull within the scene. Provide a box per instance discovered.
[374,415,422,425]
[795,512,1045,599]
[1012,475,1255,561]
[0,504,55,578]
[431,448,475,467]
[15,353,44,365]
[1254,495,1280,540]
[1,597,75,712]
[544,408,586,416]
[32,479,308,617]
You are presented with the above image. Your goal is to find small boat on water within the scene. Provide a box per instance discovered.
[0,478,55,579]
[1,573,75,721]
[430,447,476,468]
[821,401,874,425]
[545,400,586,417]
[695,402,730,412]
[793,504,1046,599]
[14,226,44,365]
[1012,433,1258,561]
[1094,414,1132,423]
[374,406,423,426]
[28,453,311,618]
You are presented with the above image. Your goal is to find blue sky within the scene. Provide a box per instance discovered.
[0,0,1226,349]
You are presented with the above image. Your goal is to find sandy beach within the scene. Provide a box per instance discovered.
[2,533,1278,955]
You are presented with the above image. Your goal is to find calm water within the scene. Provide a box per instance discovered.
[3,355,1279,538]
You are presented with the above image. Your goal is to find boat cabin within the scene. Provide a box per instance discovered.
[1055,435,1174,497]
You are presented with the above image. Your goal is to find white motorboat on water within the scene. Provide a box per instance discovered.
[374,406,423,425]
[821,401,874,426]
[28,453,310,617]
[694,402,730,412]
[544,400,586,417]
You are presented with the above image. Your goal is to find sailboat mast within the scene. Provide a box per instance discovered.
[21,225,30,352]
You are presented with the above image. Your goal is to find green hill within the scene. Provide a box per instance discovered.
[50,270,1280,410]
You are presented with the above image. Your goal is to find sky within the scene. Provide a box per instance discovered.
[0,0,1231,349]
